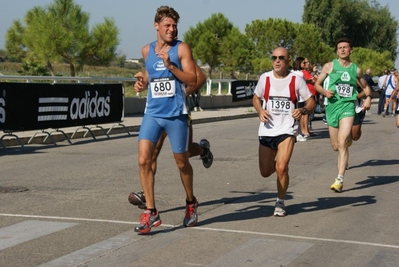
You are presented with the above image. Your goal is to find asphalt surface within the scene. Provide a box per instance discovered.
[1,102,399,267]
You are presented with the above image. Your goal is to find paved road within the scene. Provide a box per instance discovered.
[1,104,399,267]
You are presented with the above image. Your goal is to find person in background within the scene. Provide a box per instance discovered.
[191,88,203,111]
[300,58,317,135]
[386,69,399,117]
[385,70,399,126]
[252,47,315,217]
[345,79,372,170]
[382,69,398,117]
[364,68,376,89]
[292,57,307,142]
[377,69,390,115]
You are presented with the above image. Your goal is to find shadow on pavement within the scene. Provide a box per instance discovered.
[349,159,399,169]
[347,175,399,192]
[193,193,376,226]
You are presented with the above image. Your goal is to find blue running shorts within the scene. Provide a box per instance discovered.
[138,114,189,153]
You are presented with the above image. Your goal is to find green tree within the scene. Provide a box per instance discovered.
[350,48,394,75]
[183,13,234,78]
[5,0,119,76]
[245,18,297,59]
[303,0,398,61]
[0,49,7,62]
[5,20,26,62]
[219,27,254,79]
[251,57,272,74]
[291,23,330,63]
[18,61,50,76]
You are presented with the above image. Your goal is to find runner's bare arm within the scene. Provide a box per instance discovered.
[134,45,150,93]
[186,64,206,95]
[314,62,333,98]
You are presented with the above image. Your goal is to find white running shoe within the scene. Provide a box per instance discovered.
[296,134,307,142]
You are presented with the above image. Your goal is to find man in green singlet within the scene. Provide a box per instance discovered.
[314,37,372,193]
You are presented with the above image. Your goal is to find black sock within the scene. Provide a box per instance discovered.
[148,208,157,214]
[186,197,197,205]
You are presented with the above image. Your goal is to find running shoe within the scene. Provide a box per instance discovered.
[200,139,213,168]
[128,191,146,209]
[273,201,286,217]
[134,209,162,233]
[183,199,199,227]
[296,134,307,142]
[330,178,343,193]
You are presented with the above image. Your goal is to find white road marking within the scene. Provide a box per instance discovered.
[0,220,77,250]
[1,213,398,249]
[37,230,140,267]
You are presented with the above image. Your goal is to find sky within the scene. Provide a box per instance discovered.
[1,0,398,67]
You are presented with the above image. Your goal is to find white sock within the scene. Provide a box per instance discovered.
[337,175,344,182]
[276,197,284,203]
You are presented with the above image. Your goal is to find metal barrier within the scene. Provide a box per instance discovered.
[0,75,240,148]
[0,75,238,96]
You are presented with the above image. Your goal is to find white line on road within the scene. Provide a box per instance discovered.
[0,220,78,250]
[1,213,398,250]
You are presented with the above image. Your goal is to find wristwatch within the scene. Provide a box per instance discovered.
[301,107,308,115]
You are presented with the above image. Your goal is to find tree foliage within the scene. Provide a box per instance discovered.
[292,23,330,62]
[183,13,235,77]
[5,0,119,76]
[303,0,398,61]
[5,20,26,62]
[219,27,254,78]
[245,18,298,59]
[351,48,394,74]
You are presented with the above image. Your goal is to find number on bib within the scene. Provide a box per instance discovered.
[150,77,176,98]
[335,83,353,97]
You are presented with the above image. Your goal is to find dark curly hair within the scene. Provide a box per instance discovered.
[154,6,180,24]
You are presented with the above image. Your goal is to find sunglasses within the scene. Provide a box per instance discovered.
[271,55,286,61]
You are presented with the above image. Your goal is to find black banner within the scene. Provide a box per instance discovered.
[231,80,258,102]
[0,82,124,131]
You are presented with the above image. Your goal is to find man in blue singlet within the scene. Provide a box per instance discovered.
[133,6,199,233]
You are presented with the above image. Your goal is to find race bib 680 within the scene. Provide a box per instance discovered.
[150,77,176,98]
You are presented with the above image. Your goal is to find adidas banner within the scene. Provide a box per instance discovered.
[0,82,124,131]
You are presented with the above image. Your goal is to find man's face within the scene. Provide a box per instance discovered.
[155,17,177,42]
[336,42,352,58]
[271,49,289,73]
